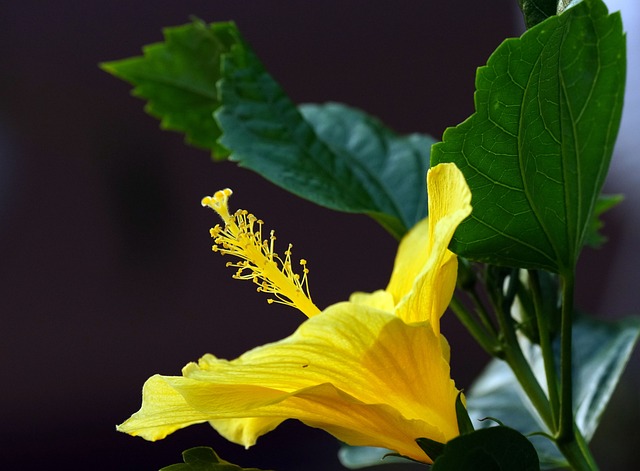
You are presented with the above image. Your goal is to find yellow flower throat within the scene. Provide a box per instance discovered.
[201,189,321,318]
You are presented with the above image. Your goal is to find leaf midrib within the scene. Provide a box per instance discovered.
[314,110,417,229]
[130,70,219,100]
[237,70,410,228]
[517,29,562,269]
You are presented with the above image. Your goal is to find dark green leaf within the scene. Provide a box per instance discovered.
[466,315,640,468]
[104,21,433,239]
[431,0,626,272]
[415,437,445,462]
[101,19,233,159]
[299,104,434,238]
[217,39,433,238]
[455,392,476,435]
[432,426,540,471]
[517,0,557,28]
[583,193,623,248]
[160,447,270,471]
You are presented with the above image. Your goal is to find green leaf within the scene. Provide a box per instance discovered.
[517,0,557,28]
[103,21,433,239]
[583,193,623,248]
[415,437,446,462]
[466,315,640,468]
[299,104,434,237]
[160,447,270,471]
[217,38,433,238]
[431,0,625,272]
[101,19,233,159]
[455,392,476,435]
[431,426,540,471]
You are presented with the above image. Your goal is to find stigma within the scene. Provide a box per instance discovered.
[202,189,321,318]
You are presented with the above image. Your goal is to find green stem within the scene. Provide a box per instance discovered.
[457,267,599,469]
[558,272,574,442]
[469,289,499,337]
[528,270,560,432]
[556,424,600,471]
[491,272,555,431]
[554,272,599,470]
[450,294,500,356]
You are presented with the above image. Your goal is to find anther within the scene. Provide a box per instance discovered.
[202,188,321,318]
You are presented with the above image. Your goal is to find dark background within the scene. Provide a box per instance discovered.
[1,1,637,469]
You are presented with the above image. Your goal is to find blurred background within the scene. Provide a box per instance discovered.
[0,1,637,469]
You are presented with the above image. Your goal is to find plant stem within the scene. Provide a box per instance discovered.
[527,270,599,469]
[528,270,560,431]
[450,294,500,355]
[556,424,600,471]
[554,272,600,470]
[491,272,555,431]
[457,267,599,469]
[468,289,499,337]
[558,272,574,442]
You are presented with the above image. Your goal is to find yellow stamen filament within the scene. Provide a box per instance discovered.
[201,189,321,318]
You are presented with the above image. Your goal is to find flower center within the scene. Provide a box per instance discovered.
[201,189,321,318]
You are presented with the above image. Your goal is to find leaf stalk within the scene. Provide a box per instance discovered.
[528,269,560,432]
[490,271,555,431]
[449,295,500,356]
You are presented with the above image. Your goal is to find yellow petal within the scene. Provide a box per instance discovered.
[116,374,209,440]
[395,163,472,328]
[348,289,395,312]
[396,251,458,330]
[118,304,459,463]
[385,217,430,305]
[426,163,472,254]
[208,417,285,448]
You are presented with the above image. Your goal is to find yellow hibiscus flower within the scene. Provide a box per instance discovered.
[117,163,472,463]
